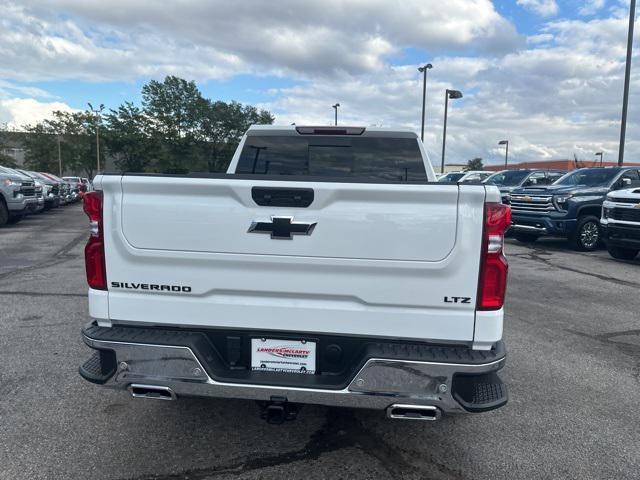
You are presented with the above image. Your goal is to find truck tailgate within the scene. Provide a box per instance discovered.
[100,175,486,342]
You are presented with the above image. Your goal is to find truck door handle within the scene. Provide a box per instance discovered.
[251,187,314,208]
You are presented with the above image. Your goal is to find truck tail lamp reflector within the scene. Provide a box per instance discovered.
[477,203,511,310]
[83,191,107,290]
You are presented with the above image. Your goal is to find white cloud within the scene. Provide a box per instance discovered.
[0,0,638,166]
[517,0,560,17]
[262,14,639,166]
[0,1,520,82]
[0,98,75,127]
[0,80,56,100]
[526,33,554,45]
[579,0,606,16]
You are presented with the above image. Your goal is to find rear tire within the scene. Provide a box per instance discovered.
[570,216,601,251]
[514,232,539,243]
[0,198,8,227]
[607,245,639,260]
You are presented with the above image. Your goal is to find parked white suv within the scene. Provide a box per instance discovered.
[438,170,492,183]
[602,187,640,260]
[78,126,511,422]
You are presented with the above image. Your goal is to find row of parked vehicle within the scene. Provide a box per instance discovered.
[0,165,91,227]
[441,166,639,260]
[439,167,640,260]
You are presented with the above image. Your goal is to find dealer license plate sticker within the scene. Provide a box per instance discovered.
[251,338,316,374]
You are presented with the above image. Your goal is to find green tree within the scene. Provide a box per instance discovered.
[0,152,16,167]
[141,76,207,172]
[52,111,97,178]
[139,76,274,173]
[23,75,275,175]
[465,157,484,171]
[23,122,58,173]
[200,100,274,172]
[104,102,154,172]
[0,129,17,167]
[23,111,100,178]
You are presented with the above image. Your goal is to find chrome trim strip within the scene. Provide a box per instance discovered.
[510,224,547,233]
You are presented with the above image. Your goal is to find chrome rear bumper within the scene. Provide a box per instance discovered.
[81,326,507,415]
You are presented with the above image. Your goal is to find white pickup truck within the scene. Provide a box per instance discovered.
[79,125,510,422]
[601,187,640,260]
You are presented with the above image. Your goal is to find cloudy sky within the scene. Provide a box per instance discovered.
[0,0,637,165]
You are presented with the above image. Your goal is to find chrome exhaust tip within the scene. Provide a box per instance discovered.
[128,384,176,401]
[386,404,442,421]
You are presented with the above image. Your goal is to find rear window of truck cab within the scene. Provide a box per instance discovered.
[236,136,428,182]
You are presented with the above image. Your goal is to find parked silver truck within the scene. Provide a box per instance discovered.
[0,165,37,226]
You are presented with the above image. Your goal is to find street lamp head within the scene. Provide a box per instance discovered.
[595,151,603,155]
[446,89,463,99]
[332,103,340,108]
[498,140,508,145]
[418,63,433,72]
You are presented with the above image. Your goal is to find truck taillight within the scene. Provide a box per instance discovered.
[83,191,106,290]
[477,203,511,311]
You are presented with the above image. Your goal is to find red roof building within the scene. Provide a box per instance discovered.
[485,160,640,172]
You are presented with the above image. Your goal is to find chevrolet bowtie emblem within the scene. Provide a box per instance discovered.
[248,216,317,239]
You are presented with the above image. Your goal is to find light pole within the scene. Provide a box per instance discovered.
[618,0,635,165]
[418,63,433,141]
[499,140,509,169]
[57,135,62,176]
[595,151,603,166]
[88,102,105,174]
[440,89,463,174]
[332,103,340,126]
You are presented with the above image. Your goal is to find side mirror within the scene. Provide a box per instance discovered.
[612,177,632,190]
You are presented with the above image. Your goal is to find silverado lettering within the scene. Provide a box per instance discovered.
[111,282,192,292]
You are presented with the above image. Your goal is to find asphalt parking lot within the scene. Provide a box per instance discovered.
[1,205,639,480]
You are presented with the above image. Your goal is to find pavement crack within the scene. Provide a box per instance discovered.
[512,247,640,288]
[17,322,68,328]
[0,231,86,282]
[0,290,86,298]
[567,328,640,383]
[120,408,418,480]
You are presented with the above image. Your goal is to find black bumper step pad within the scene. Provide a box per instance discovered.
[367,341,505,364]
[452,372,508,412]
[79,350,117,385]
[83,322,505,366]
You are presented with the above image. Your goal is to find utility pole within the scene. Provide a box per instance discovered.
[618,0,636,165]
[88,103,105,174]
[57,136,62,176]
[418,63,433,141]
